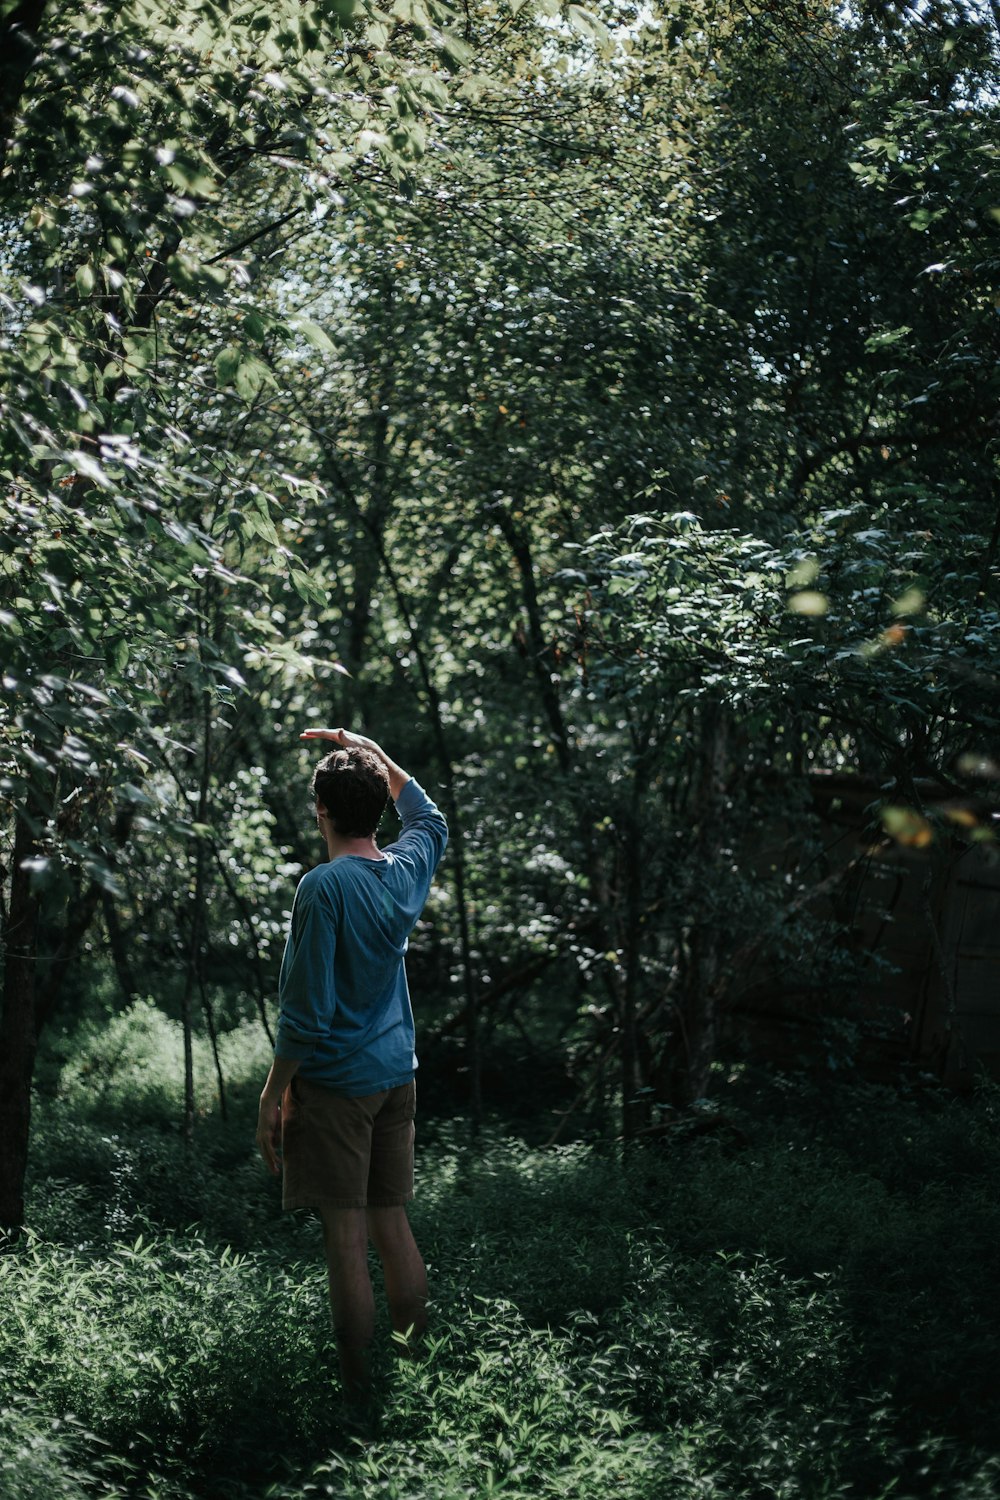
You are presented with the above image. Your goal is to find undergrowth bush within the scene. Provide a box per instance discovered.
[0,1396,123,1500]
[50,999,271,1125]
[411,1131,636,1321]
[7,1073,1000,1498]
[0,1232,334,1487]
[650,1078,1000,1450]
[0,1228,891,1500]
[25,1112,289,1248]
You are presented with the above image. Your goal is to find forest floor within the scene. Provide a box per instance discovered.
[3,1021,1000,1500]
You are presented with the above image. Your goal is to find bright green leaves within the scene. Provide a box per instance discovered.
[232,359,270,402]
[286,568,330,616]
[586,515,792,705]
[119,335,157,376]
[160,151,220,200]
[584,490,1000,808]
[215,347,272,402]
[24,202,61,248]
[108,637,130,675]
[166,254,229,298]
[785,558,823,617]
[566,3,612,55]
[20,321,79,374]
[238,493,281,546]
[863,326,912,354]
[293,319,336,353]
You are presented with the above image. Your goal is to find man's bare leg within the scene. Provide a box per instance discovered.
[366,1205,428,1354]
[319,1206,375,1402]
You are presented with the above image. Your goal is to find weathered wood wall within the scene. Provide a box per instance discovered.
[727,774,1000,1088]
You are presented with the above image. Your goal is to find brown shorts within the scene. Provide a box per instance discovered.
[281,1075,416,1211]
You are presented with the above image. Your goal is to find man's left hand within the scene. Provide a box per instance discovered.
[256,1092,282,1175]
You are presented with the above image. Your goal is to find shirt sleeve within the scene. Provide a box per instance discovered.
[391,778,448,888]
[274,872,338,1061]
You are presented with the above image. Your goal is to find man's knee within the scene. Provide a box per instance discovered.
[320,1204,368,1253]
[366,1204,416,1253]
[332,1317,371,1345]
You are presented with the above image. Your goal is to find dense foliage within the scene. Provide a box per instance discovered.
[3,0,1000,1489]
[5,0,999,1183]
[6,1021,1000,1498]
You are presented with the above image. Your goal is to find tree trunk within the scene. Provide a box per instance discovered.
[618,800,648,1143]
[0,805,42,1233]
[495,508,572,773]
[35,879,102,1031]
[400,640,482,1128]
[102,890,138,1008]
[0,0,48,177]
[680,702,729,1103]
[181,687,213,1145]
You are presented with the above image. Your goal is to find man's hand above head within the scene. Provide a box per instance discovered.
[300,727,411,800]
[300,726,373,752]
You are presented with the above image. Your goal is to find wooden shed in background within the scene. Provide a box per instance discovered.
[727,773,1000,1089]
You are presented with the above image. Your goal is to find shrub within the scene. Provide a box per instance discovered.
[0,1231,337,1486]
[0,1397,123,1500]
[9,1079,1000,1498]
[53,999,272,1128]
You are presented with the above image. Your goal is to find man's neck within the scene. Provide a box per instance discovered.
[324,830,385,863]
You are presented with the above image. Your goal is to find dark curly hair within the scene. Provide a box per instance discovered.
[311,747,390,838]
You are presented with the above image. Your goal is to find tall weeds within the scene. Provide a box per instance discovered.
[6,1029,1000,1499]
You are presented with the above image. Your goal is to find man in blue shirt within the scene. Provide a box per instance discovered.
[256,727,447,1406]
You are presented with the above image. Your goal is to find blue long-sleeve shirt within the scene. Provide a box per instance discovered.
[274,778,448,1095]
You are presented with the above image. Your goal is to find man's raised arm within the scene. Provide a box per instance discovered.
[300,726,410,800]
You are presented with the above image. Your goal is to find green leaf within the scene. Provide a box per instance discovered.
[234,357,269,402]
[123,335,156,372]
[213,346,272,399]
[787,591,828,616]
[215,346,243,387]
[119,782,153,805]
[168,253,227,296]
[84,856,124,896]
[294,318,336,352]
[164,155,219,196]
[290,567,328,605]
[439,29,474,67]
[244,311,268,342]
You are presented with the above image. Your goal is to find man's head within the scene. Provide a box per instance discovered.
[311,747,390,838]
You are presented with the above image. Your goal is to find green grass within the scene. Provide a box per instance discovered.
[0,1220,887,1500]
[5,1012,1000,1499]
